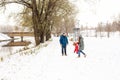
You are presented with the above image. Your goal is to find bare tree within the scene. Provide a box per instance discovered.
[105,23,112,38]
[0,0,77,45]
[96,22,103,37]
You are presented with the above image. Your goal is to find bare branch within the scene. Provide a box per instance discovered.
[0,0,32,9]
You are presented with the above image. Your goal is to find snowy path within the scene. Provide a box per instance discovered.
[0,37,120,80]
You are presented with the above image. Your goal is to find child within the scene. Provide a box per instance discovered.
[73,42,79,54]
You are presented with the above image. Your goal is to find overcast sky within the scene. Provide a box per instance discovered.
[71,0,120,27]
[0,0,120,27]
[0,3,23,26]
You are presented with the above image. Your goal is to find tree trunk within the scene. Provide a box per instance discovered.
[32,19,40,45]
[107,31,110,38]
[40,32,45,43]
[32,0,40,46]
[46,21,51,41]
[46,29,51,41]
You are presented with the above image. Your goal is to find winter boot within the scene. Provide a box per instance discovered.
[84,54,86,58]
[78,55,80,58]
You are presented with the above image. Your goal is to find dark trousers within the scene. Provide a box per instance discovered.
[62,46,67,55]
[78,50,86,56]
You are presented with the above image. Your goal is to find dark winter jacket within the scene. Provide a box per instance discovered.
[78,35,84,50]
[59,35,68,47]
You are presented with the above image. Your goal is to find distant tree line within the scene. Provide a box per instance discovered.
[95,21,120,37]
[0,25,14,32]
[79,20,120,37]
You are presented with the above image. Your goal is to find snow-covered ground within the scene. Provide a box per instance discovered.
[0,36,120,80]
[0,33,11,46]
[0,33,12,57]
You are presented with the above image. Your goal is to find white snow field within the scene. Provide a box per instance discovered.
[0,33,11,46]
[0,36,120,80]
[0,33,11,57]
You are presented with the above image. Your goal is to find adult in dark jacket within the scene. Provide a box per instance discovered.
[59,33,68,56]
[78,35,86,58]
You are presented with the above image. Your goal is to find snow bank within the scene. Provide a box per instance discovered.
[0,33,11,57]
[0,37,120,80]
[0,33,11,40]
[0,33,120,80]
[0,33,11,46]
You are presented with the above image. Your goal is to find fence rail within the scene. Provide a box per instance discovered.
[2,32,34,37]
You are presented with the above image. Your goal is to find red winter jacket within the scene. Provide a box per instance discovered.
[74,43,79,54]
